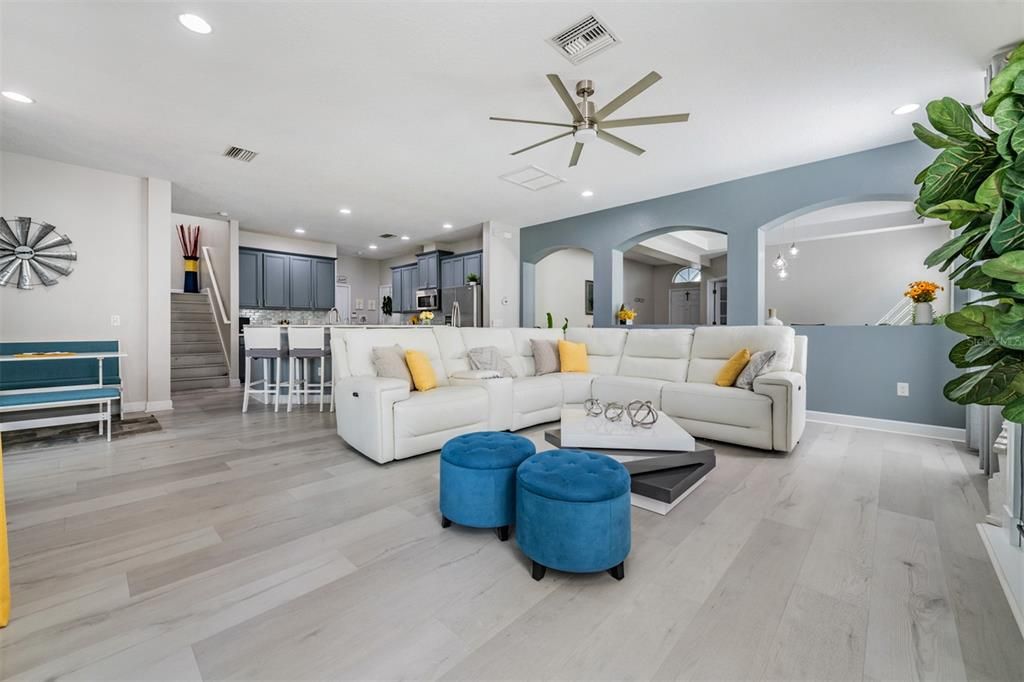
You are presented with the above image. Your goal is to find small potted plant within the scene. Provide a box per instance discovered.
[418,310,435,326]
[904,280,943,325]
[466,272,480,286]
[617,305,637,326]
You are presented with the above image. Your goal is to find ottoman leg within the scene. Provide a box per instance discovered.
[441,516,452,528]
[495,525,510,542]
[608,562,625,581]
[531,561,547,581]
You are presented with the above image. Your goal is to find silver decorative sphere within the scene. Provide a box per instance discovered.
[627,400,659,428]
[583,398,604,417]
[604,402,625,422]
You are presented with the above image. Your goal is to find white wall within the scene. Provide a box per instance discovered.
[764,225,952,325]
[622,259,654,324]
[239,230,337,259]
[534,248,594,328]
[171,213,230,301]
[0,151,170,409]
[483,221,518,327]
[336,253,380,323]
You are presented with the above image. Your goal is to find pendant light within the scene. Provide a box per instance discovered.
[788,242,800,258]
[778,268,789,281]
[772,252,787,270]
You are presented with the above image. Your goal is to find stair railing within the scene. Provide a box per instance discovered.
[875,297,913,326]
[200,246,231,368]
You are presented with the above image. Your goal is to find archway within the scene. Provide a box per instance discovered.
[530,246,595,328]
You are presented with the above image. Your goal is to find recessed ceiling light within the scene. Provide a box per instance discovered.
[178,14,212,34]
[339,208,352,215]
[1,91,33,104]
[294,228,305,234]
[581,190,594,197]
[892,103,920,116]
[368,243,378,250]
[442,223,453,229]
[400,235,410,241]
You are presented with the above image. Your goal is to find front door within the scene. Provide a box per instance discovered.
[669,286,700,324]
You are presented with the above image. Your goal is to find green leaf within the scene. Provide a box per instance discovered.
[991,196,1024,254]
[950,338,1006,368]
[926,98,978,142]
[924,228,981,267]
[997,129,1015,161]
[914,166,929,185]
[944,361,1022,405]
[957,265,992,289]
[995,95,1024,132]
[990,305,1024,349]
[1003,395,1024,423]
[944,306,995,337]
[966,105,998,138]
[991,60,1024,97]
[975,169,1003,210]
[923,199,989,222]
[1004,167,1024,204]
[982,248,1024,281]
[985,91,1010,117]
[1009,43,1024,64]
[913,123,957,149]
[918,141,1001,211]
[1013,122,1024,155]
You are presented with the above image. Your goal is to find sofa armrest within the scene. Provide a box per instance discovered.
[752,372,806,452]
[334,376,410,463]
[451,369,502,380]
[450,375,513,430]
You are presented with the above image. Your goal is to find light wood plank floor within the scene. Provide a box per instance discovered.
[1,388,1021,681]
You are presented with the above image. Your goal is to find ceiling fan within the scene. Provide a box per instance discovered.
[490,71,689,168]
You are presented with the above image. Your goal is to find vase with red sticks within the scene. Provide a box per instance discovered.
[177,224,201,293]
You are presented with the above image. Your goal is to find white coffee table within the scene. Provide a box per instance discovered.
[545,407,716,515]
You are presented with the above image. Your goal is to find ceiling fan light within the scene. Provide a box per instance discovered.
[574,127,598,144]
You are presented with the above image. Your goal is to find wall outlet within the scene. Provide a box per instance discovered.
[897,382,909,397]
[110,314,121,327]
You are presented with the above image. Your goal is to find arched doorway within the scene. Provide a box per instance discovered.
[531,246,595,328]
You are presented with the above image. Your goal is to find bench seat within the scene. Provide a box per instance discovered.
[0,388,121,409]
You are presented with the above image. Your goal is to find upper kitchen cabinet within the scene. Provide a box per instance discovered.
[313,259,335,310]
[440,257,463,289]
[262,253,290,309]
[288,256,313,309]
[462,252,482,283]
[415,250,451,290]
[239,249,262,307]
[237,247,336,310]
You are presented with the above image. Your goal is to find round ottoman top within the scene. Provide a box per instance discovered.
[441,431,536,470]
[517,449,630,502]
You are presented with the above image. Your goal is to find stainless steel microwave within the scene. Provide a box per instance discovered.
[415,288,439,310]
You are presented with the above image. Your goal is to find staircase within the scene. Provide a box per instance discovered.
[171,292,230,393]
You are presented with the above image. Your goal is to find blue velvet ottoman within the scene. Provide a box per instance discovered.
[439,431,536,541]
[515,449,632,581]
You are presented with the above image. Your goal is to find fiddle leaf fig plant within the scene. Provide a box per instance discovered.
[919,41,1024,422]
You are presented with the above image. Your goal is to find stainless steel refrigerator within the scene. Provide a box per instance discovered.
[442,285,483,327]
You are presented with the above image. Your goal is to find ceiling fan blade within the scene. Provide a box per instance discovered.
[546,74,584,123]
[569,143,584,167]
[593,71,662,121]
[600,113,689,129]
[510,131,573,156]
[490,116,574,128]
[597,130,645,156]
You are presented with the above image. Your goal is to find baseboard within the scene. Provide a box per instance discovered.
[978,523,1024,639]
[807,410,964,442]
[230,378,241,387]
[122,401,147,413]
[145,400,174,413]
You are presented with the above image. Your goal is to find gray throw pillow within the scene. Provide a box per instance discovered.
[735,350,776,390]
[531,339,560,375]
[467,346,517,378]
[372,345,412,390]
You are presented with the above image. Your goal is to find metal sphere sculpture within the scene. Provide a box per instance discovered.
[603,401,626,422]
[627,400,659,428]
[583,398,604,417]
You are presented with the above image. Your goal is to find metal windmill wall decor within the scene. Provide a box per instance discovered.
[0,217,77,289]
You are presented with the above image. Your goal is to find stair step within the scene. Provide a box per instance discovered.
[172,309,215,320]
[171,376,230,393]
[171,304,214,314]
[173,321,219,332]
[172,364,229,380]
[172,342,223,354]
[172,332,220,342]
[172,352,226,368]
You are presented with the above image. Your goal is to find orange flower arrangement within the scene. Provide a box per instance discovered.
[904,280,943,303]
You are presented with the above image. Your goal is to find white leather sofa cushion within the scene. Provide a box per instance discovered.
[566,328,627,375]
[510,328,563,377]
[431,326,470,377]
[687,326,795,384]
[592,375,668,409]
[393,385,489,438]
[617,328,693,382]
[458,327,522,376]
[344,328,450,386]
[560,372,596,404]
[662,381,771,429]
[513,375,562,414]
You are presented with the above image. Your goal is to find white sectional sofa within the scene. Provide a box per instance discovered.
[331,325,807,464]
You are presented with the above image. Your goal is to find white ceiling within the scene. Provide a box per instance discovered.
[1,2,1020,259]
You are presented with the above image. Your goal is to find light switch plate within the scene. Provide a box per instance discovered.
[897,382,909,397]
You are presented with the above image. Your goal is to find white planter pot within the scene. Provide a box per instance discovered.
[913,302,934,325]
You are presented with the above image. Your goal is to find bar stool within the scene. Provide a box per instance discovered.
[287,327,331,412]
[242,327,286,413]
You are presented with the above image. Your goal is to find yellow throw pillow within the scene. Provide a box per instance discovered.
[404,350,437,391]
[715,348,751,387]
[558,339,589,373]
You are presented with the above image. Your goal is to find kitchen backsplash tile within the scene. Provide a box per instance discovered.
[240,308,330,325]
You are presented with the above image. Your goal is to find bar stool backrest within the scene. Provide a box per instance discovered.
[244,327,282,352]
[288,327,326,352]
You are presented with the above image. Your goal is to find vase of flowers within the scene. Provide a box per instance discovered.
[617,305,637,326]
[418,310,435,326]
[176,224,201,293]
[904,281,943,325]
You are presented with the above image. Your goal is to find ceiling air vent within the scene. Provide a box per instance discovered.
[548,14,619,65]
[500,165,565,191]
[223,145,259,163]
[378,233,397,239]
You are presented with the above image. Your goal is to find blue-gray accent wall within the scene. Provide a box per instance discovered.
[520,140,965,429]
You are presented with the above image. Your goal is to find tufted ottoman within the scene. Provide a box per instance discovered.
[439,431,536,541]
[515,449,631,581]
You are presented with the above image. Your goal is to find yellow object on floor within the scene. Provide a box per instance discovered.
[0,439,8,627]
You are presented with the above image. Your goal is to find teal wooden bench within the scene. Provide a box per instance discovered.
[0,341,125,442]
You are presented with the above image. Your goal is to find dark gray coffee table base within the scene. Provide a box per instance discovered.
[544,429,716,515]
